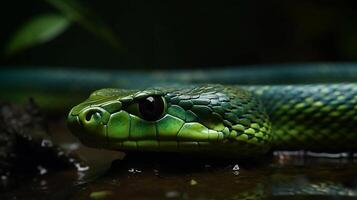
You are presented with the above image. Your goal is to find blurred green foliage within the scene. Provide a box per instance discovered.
[1,1,357,69]
[45,0,122,50]
[5,14,70,55]
[5,0,122,56]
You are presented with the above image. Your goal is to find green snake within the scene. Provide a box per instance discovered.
[1,64,357,157]
[1,64,357,198]
[63,65,357,158]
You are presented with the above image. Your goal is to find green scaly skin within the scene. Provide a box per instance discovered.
[67,83,357,157]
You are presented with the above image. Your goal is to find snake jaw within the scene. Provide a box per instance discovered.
[105,112,224,151]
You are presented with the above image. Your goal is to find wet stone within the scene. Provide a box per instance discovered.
[0,101,84,188]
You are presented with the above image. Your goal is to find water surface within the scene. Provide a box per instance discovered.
[1,118,356,200]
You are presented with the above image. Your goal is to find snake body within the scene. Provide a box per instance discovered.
[68,83,357,157]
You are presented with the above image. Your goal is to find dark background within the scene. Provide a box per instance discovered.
[1,1,357,69]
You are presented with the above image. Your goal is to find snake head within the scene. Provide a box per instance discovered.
[68,85,271,156]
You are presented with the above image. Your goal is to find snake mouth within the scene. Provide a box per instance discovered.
[106,113,226,151]
[106,139,212,152]
[68,112,217,152]
[68,106,227,151]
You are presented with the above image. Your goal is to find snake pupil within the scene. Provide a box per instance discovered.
[138,96,164,121]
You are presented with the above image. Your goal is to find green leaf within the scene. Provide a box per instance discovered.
[5,14,70,55]
[44,0,124,52]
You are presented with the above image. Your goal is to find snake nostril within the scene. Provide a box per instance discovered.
[78,107,109,125]
[85,110,100,122]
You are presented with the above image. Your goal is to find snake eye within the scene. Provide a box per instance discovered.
[138,96,165,121]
